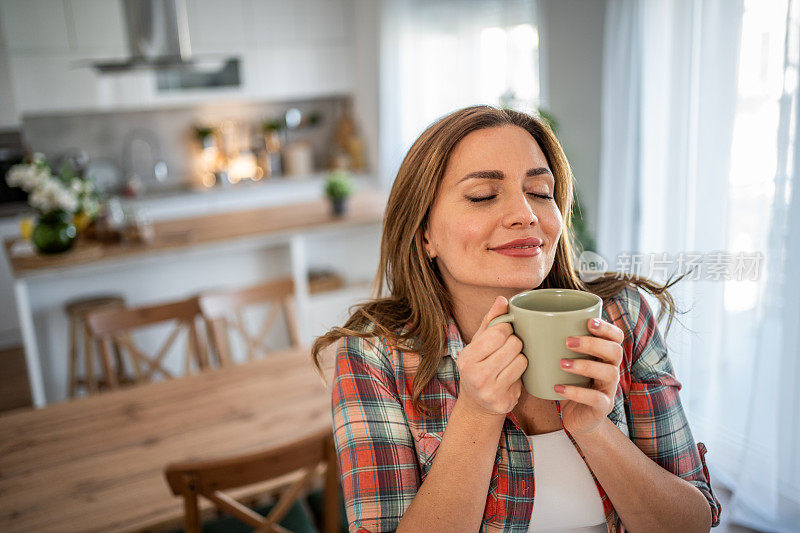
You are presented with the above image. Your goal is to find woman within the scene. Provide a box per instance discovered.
[312,105,722,532]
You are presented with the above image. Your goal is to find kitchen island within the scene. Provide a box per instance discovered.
[3,190,385,407]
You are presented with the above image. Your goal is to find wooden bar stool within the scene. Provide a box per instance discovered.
[65,295,126,398]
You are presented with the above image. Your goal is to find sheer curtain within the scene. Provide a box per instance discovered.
[599,0,800,530]
[379,0,540,188]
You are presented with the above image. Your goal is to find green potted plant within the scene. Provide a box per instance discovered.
[192,125,217,149]
[324,170,353,216]
[5,153,102,254]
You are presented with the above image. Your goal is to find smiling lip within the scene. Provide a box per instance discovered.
[490,237,543,257]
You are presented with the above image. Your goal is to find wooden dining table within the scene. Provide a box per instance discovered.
[0,348,333,533]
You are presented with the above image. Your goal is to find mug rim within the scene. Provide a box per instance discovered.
[509,288,601,317]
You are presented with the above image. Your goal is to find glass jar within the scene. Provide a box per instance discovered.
[32,210,77,254]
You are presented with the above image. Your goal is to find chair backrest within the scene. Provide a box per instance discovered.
[198,277,302,367]
[164,427,339,533]
[85,296,209,390]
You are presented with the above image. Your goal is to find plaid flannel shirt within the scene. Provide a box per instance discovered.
[331,286,722,532]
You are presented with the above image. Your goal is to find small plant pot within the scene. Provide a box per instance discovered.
[330,197,348,217]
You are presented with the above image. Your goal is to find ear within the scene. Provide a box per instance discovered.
[422,225,435,258]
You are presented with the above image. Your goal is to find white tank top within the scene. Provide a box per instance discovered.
[527,429,608,532]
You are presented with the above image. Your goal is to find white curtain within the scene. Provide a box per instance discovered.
[379,0,541,188]
[599,0,800,530]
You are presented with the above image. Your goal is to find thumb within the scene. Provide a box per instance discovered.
[477,296,509,336]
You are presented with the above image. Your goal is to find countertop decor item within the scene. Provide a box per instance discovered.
[323,170,353,216]
[31,209,77,254]
[5,152,102,254]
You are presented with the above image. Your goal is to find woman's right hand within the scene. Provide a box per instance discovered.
[456,296,528,417]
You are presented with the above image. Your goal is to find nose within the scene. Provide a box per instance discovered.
[501,190,538,228]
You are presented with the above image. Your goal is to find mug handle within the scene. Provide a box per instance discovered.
[488,314,514,328]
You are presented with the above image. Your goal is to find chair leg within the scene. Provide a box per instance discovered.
[183,474,201,533]
[97,336,119,390]
[68,316,79,398]
[83,322,98,394]
[113,343,127,384]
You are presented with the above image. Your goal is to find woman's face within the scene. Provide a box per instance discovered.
[423,125,563,298]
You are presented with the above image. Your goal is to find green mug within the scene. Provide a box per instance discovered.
[488,288,603,400]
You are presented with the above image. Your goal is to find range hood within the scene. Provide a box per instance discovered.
[86,0,232,73]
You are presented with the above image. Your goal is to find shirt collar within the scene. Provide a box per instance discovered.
[445,314,464,361]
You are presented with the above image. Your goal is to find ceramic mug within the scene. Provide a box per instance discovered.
[488,288,603,400]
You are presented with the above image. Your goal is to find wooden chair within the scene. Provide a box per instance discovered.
[64,294,126,397]
[198,277,303,367]
[85,296,210,390]
[165,427,340,533]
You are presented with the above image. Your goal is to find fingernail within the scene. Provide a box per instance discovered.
[560,359,572,368]
[590,318,601,328]
[566,337,579,348]
[554,385,566,394]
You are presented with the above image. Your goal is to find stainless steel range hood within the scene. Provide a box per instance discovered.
[85,0,233,73]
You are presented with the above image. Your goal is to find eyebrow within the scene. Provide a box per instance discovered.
[458,167,554,183]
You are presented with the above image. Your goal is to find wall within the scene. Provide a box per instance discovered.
[539,0,606,245]
[351,0,380,188]
[0,7,19,130]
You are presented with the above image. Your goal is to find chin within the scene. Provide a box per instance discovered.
[498,276,544,291]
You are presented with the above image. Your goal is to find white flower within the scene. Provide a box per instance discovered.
[5,165,25,188]
[15,166,52,192]
[6,155,89,215]
[28,178,78,213]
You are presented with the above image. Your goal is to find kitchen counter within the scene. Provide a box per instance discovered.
[4,190,385,279]
[117,172,375,222]
[3,190,385,407]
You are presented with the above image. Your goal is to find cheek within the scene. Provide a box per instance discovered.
[434,213,489,252]
[544,205,563,240]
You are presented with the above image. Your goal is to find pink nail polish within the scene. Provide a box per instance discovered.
[566,337,579,348]
[590,318,601,328]
[561,359,573,368]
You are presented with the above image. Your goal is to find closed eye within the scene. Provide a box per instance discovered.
[466,193,554,203]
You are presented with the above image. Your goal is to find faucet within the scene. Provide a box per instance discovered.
[122,128,168,193]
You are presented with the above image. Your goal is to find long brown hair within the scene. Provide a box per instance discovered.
[311,105,688,415]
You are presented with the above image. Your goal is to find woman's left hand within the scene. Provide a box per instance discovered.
[555,318,625,437]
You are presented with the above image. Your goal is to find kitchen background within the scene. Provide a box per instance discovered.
[1,1,798,532]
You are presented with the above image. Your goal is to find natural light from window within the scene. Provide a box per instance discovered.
[724,0,796,312]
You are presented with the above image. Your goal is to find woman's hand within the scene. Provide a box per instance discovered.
[555,318,625,437]
[457,296,528,417]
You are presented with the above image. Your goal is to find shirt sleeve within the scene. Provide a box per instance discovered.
[623,287,723,528]
[331,334,421,533]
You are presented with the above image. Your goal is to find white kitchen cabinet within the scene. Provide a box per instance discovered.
[186,0,250,53]
[0,0,70,52]
[8,54,100,112]
[250,0,351,46]
[0,24,19,128]
[8,53,157,113]
[1,0,356,114]
[249,0,300,46]
[254,42,353,100]
[295,0,351,44]
[69,0,127,53]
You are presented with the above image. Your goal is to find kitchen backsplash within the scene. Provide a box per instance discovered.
[20,95,353,193]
